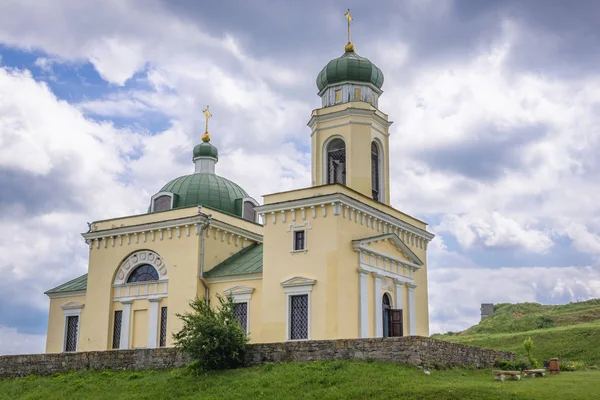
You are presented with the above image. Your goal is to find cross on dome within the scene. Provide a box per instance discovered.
[344,9,355,52]
[202,105,212,142]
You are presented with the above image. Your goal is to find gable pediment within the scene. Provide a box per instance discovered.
[223,285,255,296]
[280,276,316,288]
[353,233,423,267]
[61,301,84,310]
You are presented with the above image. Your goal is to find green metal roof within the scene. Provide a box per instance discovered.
[45,274,88,295]
[157,173,248,217]
[204,243,263,278]
[317,50,384,92]
[193,141,218,160]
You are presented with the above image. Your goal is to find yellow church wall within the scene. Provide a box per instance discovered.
[45,295,87,353]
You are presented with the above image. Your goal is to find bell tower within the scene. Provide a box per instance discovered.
[308,9,392,204]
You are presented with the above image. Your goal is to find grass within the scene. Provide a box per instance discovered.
[1,361,599,400]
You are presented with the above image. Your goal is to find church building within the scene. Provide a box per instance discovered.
[44,12,434,353]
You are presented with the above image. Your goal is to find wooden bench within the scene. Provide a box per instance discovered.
[523,369,546,378]
[492,370,521,381]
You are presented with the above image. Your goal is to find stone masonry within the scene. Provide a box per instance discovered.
[0,337,514,378]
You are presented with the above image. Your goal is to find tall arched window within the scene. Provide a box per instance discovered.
[127,264,159,283]
[371,142,380,201]
[327,138,346,185]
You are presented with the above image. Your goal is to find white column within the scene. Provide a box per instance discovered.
[119,300,133,349]
[373,273,383,337]
[406,283,417,336]
[359,269,369,338]
[394,279,404,310]
[147,298,161,348]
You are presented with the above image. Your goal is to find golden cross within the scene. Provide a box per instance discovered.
[203,105,212,133]
[344,9,353,44]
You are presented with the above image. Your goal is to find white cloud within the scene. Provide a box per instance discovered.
[0,326,46,355]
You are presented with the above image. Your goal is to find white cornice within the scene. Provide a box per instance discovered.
[47,290,87,299]
[307,107,393,132]
[353,243,422,270]
[61,301,84,310]
[256,193,434,242]
[358,264,415,283]
[206,272,263,284]
[317,80,384,97]
[82,214,263,244]
[353,233,424,266]
[309,120,389,137]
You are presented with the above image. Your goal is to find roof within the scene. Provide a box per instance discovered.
[317,50,384,92]
[156,173,248,217]
[204,243,263,278]
[45,274,88,295]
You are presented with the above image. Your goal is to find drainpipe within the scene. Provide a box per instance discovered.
[197,206,212,302]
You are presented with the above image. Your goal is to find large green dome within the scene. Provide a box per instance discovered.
[158,173,248,216]
[316,50,384,92]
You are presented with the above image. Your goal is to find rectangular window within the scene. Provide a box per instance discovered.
[354,88,361,101]
[290,294,309,340]
[371,94,375,106]
[335,89,342,103]
[233,303,248,333]
[112,310,122,349]
[159,307,168,347]
[65,316,79,352]
[293,230,305,251]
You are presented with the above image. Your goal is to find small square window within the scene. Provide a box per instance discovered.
[293,230,305,251]
[335,89,342,103]
[354,88,361,101]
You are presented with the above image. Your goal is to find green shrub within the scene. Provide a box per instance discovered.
[494,357,531,371]
[559,360,585,371]
[523,337,541,368]
[174,294,248,372]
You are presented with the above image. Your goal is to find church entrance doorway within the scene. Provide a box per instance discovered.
[383,293,404,337]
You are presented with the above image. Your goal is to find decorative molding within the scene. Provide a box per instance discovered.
[61,301,84,311]
[352,233,424,267]
[223,285,255,302]
[281,276,316,293]
[114,250,168,286]
[256,193,434,243]
[47,290,87,299]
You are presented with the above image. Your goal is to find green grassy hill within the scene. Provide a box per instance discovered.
[433,299,600,365]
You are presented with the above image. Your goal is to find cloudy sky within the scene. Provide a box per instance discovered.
[2,0,600,355]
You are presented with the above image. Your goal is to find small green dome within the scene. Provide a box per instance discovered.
[158,173,248,216]
[193,141,218,160]
[316,50,384,92]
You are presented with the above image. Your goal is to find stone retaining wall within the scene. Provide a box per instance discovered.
[0,337,514,378]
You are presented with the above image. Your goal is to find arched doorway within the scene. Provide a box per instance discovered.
[382,293,392,337]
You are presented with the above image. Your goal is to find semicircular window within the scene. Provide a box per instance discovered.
[127,264,159,283]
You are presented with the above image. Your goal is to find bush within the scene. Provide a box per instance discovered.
[559,360,585,371]
[494,358,531,371]
[174,294,248,372]
[523,337,541,368]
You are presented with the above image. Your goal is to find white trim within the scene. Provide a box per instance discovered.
[114,250,168,286]
[352,233,424,266]
[61,301,83,353]
[358,262,414,283]
[256,193,434,242]
[373,273,383,338]
[291,228,307,253]
[358,268,369,338]
[371,138,385,203]
[282,277,315,341]
[119,300,133,349]
[241,197,261,223]
[48,290,86,299]
[354,244,422,270]
[205,272,262,284]
[407,283,417,335]
[147,298,161,348]
[322,135,347,186]
[150,192,175,212]
[224,287,253,335]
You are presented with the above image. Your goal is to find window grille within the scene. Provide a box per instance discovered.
[233,303,248,333]
[112,310,122,349]
[65,316,79,352]
[293,230,305,251]
[127,264,159,283]
[327,139,346,185]
[159,307,168,347]
[371,142,380,201]
[290,294,309,340]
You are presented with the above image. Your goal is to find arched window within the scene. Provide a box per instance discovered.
[371,142,380,201]
[327,138,346,185]
[382,293,392,338]
[127,264,159,283]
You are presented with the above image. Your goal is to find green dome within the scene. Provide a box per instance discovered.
[316,50,384,92]
[193,141,218,160]
[158,173,248,216]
